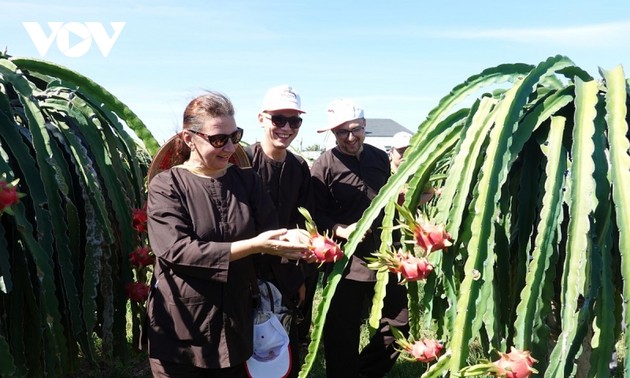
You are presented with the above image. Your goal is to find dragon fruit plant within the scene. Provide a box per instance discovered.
[293,56,630,378]
[0,53,157,376]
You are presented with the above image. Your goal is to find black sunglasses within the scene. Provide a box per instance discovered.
[188,127,243,148]
[263,113,303,129]
[333,126,365,138]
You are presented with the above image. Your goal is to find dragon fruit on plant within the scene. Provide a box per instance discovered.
[125,281,150,302]
[367,249,434,284]
[298,207,344,264]
[0,177,25,215]
[129,245,155,267]
[459,347,538,377]
[399,253,434,281]
[395,203,452,253]
[409,338,444,363]
[492,347,538,378]
[390,326,444,364]
[132,206,148,234]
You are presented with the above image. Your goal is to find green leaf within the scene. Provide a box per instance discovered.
[420,349,451,378]
[0,60,68,372]
[547,76,599,376]
[588,90,616,377]
[11,57,160,155]
[513,116,567,348]
[448,55,575,373]
[0,332,16,376]
[368,199,396,330]
[600,65,630,375]
[0,219,12,293]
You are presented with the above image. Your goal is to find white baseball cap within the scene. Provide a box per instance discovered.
[260,85,305,113]
[317,99,364,133]
[246,313,291,378]
[391,131,413,149]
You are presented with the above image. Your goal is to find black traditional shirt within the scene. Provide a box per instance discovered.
[310,144,390,282]
[247,142,313,298]
[247,143,311,229]
[146,165,277,368]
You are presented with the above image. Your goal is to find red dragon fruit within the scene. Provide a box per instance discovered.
[132,206,148,234]
[298,207,344,264]
[398,254,433,281]
[308,233,343,263]
[368,249,434,284]
[492,347,538,378]
[409,338,444,363]
[390,326,444,365]
[396,203,452,253]
[459,347,538,377]
[125,281,150,302]
[129,246,155,267]
[0,178,25,215]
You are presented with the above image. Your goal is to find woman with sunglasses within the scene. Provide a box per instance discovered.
[145,91,308,377]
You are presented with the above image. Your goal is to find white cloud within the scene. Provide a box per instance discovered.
[3,1,118,17]
[433,21,630,47]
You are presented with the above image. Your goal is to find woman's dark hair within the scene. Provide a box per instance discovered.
[172,91,236,163]
[183,91,235,131]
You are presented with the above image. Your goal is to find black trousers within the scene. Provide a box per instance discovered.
[149,358,248,378]
[323,274,409,378]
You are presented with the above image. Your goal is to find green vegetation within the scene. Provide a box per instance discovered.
[300,56,630,377]
[2,53,629,377]
[0,53,156,376]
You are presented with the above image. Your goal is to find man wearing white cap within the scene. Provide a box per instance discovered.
[390,131,412,172]
[310,99,409,378]
[245,85,314,378]
[390,131,436,205]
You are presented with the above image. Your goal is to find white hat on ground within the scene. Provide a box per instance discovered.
[246,312,291,378]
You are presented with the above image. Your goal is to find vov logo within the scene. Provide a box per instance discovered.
[23,22,126,58]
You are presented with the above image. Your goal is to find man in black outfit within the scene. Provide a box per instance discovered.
[246,85,314,377]
[310,99,409,378]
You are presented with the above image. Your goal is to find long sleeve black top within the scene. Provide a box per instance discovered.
[310,144,390,281]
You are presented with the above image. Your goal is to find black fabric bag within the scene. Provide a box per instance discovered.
[254,279,292,334]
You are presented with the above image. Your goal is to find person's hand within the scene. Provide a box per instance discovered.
[281,228,311,245]
[333,223,369,241]
[280,228,313,263]
[254,229,307,260]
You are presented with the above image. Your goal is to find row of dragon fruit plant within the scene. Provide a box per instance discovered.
[299,55,630,378]
[1,52,629,377]
[0,53,158,376]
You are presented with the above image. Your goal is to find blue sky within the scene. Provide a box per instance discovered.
[3,0,630,149]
